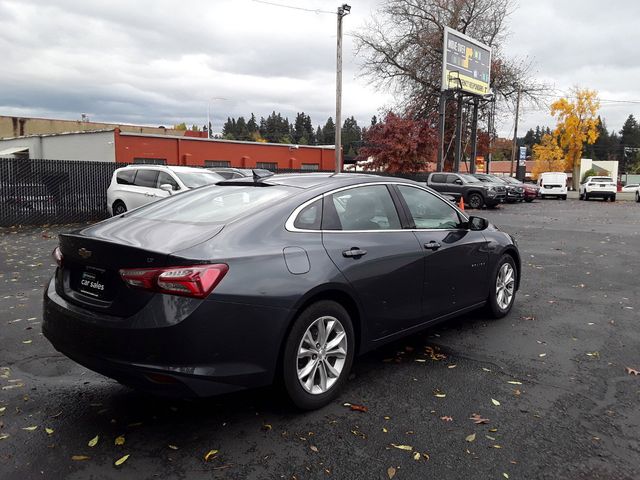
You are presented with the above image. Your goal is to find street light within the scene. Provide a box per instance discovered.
[207,97,227,139]
[335,3,351,173]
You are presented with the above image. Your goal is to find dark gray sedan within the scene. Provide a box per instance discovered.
[43,174,520,410]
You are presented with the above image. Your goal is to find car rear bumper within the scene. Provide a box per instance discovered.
[585,190,616,197]
[43,278,291,397]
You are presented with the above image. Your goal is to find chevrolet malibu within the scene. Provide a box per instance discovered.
[43,173,520,410]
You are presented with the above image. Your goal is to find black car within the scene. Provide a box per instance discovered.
[43,174,520,410]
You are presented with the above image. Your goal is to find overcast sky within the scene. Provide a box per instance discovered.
[1,0,638,137]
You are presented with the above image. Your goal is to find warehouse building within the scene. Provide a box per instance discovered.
[0,129,338,170]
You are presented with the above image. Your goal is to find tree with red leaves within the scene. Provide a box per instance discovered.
[356,112,437,173]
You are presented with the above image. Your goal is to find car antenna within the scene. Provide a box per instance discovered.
[252,169,274,184]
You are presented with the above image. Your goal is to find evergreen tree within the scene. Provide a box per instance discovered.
[316,126,323,144]
[247,113,258,134]
[322,117,336,145]
[235,117,250,141]
[341,116,362,156]
[371,115,378,126]
[222,117,235,139]
[620,114,640,147]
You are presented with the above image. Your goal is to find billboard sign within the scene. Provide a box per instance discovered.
[519,146,527,166]
[441,27,492,96]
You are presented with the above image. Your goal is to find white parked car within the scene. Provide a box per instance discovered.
[107,165,224,216]
[579,176,617,202]
[621,183,639,193]
[537,172,568,200]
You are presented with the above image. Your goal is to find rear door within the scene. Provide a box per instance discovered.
[321,184,424,339]
[129,169,160,208]
[394,185,490,319]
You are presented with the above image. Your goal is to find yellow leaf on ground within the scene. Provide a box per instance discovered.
[114,435,125,446]
[22,426,37,431]
[88,435,99,447]
[382,427,388,433]
[491,398,501,406]
[413,452,420,460]
[391,443,413,451]
[168,444,179,450]
[434,393,446,398]
[503,473,510,479]
[22,340,32,344]
[0,434,9,440]
[310,445,319,452]
[507,381,522,385]
[387,466,396,479]
[447,364,457,369]
[0,407,6,413]
[465,433,476,442]
[71,455,90,461]
[204,449,219,461]
[45,428,54,435]
[114,454,130,466]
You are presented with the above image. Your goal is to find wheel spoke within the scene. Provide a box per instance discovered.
[318,361,328,391]
[298,359,317,380]
[325,331,346,351]
[316,319,326,347]
[302,330,316,348]
[326,346,347,359]
[324,359,340,377]
[304,361,319,391]
[298,347,316,358]
[323,319,336,346]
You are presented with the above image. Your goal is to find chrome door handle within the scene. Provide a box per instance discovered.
[424,241,441,251]
[342,248,367,258]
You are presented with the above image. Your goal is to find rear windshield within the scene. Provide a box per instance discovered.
[591,177,613,182]
[175,171,223,188]
[128,185,294,223]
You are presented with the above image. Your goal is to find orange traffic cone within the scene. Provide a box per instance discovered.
[458,196,465,211]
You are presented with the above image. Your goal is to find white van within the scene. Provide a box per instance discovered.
[538,172,568,200]
[106,165,224,216]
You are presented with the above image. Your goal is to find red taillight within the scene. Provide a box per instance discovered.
[52,246,63,267]
[119,264,228,298]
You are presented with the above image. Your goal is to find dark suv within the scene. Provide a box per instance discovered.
[426,172,506,208]
[473,174,524,203]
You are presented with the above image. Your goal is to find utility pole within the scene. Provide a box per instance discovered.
[453,93,464,173]
[335,4,351,174]
[487,96,495,173]
[469,97,479,174]
[509,88,521,177]
[437,92,447,171]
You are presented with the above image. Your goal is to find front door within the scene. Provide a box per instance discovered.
[321,184,424,339]
[394,185,490,320]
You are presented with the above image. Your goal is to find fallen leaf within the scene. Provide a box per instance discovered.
[482,367,491,372]
[168,444,179,450]
[0,434,9,440]
[310,445,319,453]
[114,435,125,446]
[507,381,522,385]
[22,426,38,431]
[261,424,272,431]
[422,452,430,460]
[114,454,130,466]
[440,416,453,422]
[22,340,32,344]
[387,466,396,479]
[469,413,489,424]
[522,316,535,321]
[204,449,219,461]
[586,352,600,358]
[465,433,476,442]
[434,393,446,398]
[625,367,639,376]
[350,404,368,413]
[514,389,522,396]
[0,407,6,413]
[382,427,388,433]
[503,473,510,479]
[493,445,502,449]
[539,353,547,357]
[413,452,420,461]
[391,443,413,451]
[45,428,54,435]
[425,346,446,360]
[491,398,501,406]
[71,455,90,461]
[88,435,99,447]
[447,364,457,369]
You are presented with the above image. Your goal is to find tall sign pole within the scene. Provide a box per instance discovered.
[469,97,479,174]
[335,4,351,174]
[509,88,521,177]
[437,92,446,171]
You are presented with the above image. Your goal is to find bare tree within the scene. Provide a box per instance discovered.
[354,0,546,117]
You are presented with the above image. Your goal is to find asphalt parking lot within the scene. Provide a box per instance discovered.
[1,198,639,480]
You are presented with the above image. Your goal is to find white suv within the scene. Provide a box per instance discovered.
[579,176,617,202]
[107,165,224,216]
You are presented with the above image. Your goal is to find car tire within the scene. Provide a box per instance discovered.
[282,300,355,410]
[610,195,616,202]
[636,191,640,203]
[468,192,483,209]
[541,194,546,199]
[112,200,127,215]
[524,198,533,203]
[584,192,589,201]
[562,195,567,200]
[579,192,584,200]
[486,254,517,319]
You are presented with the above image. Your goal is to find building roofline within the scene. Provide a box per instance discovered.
[0,129,116,141]
[117,131,336,150]
[0,114,178,130]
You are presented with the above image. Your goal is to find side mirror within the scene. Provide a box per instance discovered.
[467,216,489,231]
[159,184,174,194]
[454,178,463,185]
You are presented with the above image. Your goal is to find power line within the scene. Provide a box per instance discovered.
[251,0,335,15]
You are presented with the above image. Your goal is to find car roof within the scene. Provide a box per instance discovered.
[217,172,422,189]
[119,165,216,174]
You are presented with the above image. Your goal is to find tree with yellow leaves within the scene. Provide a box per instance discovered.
[532,133,565,180]
[550,88,600,189]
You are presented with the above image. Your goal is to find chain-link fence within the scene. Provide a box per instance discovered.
[0,158,428,227]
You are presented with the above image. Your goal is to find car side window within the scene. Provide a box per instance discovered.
[398,185,463,230]
[157,172,180,190]
[323,185,401,231]
[134,169,159,188]
[431,174,446,183]
[294,199,322,230]
[446,174,461,184]
[116,170,136,185]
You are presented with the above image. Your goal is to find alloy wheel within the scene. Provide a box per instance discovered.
[496,263,515,310]
[296,316,347,395]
